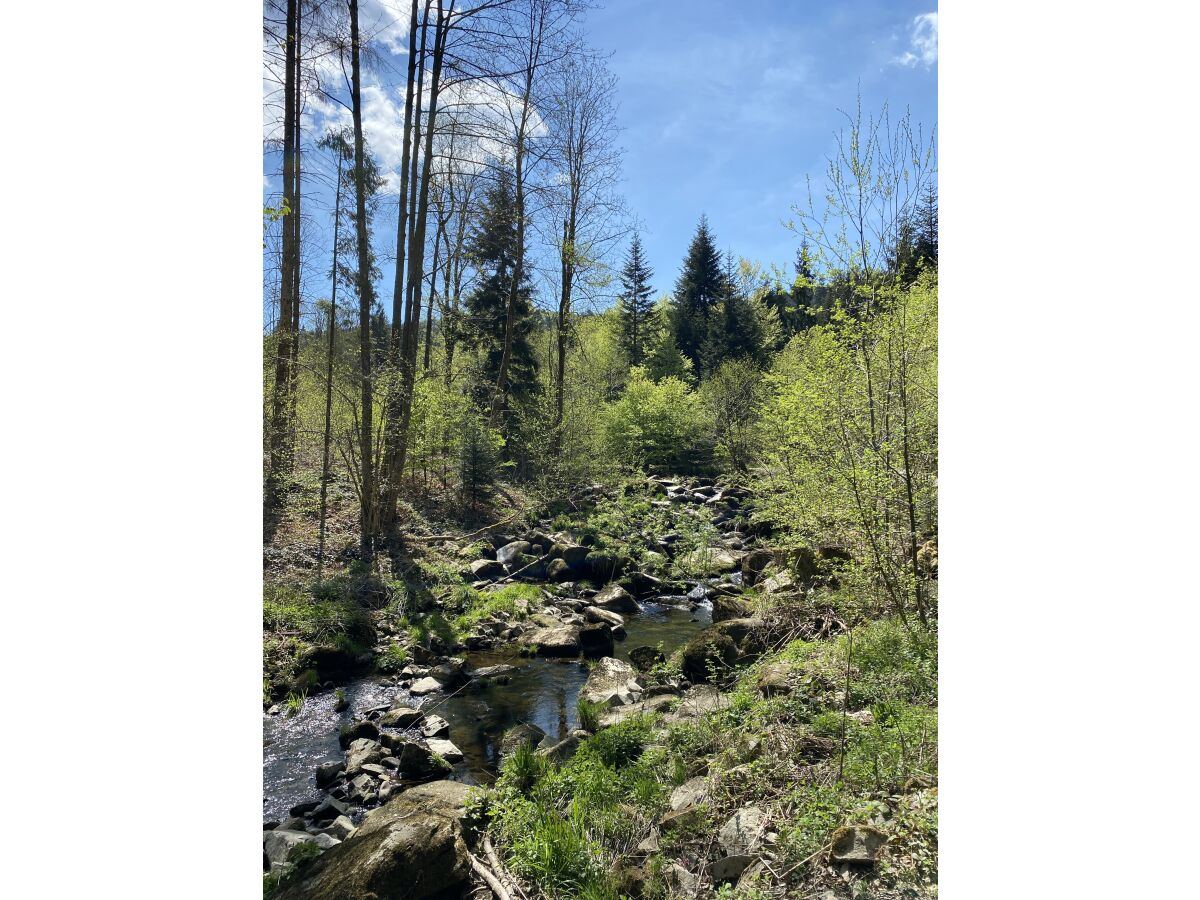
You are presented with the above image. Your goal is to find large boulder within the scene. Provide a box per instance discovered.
[678,548,744,574]
[381,736,452,781]
[628,645,665,673]
[550,543,590,568]
[469,559,505,580]
[584,606,625,628]
[338,720,379,749]
[379,705,425,729]
[579,657,643,708]
[578,623,615,658]
[741,549,774,586]
[425,738,464,763]
[584,550,620,581]
[500,722,547,758]
[719,807,768,857]
[496,540,533,567]
[546,558,574,582]
[264,830,340,876]
[274,781,474,900]
[593,584,639,614]
[344,738,385,778]
[523,625,581,657]
[711,594,752,623]
[680,629,738,684]
[408,676,444,696]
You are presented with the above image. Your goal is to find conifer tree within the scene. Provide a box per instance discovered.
[462,166,539,423]
[669,215,725,376]
[617,233,657,365]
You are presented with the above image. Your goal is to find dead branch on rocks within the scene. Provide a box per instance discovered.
[469,851,514,900]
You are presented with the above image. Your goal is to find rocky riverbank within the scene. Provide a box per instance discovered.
[263,475,937,899]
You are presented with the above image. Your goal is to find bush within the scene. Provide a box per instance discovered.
[601,367,709,470]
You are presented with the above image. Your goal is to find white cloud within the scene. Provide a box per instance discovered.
[895,12,938,68]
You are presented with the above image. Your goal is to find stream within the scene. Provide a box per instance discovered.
[263,598,712,823]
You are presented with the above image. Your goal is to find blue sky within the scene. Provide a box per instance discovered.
[264,1,937,320]
[587,0,938,292]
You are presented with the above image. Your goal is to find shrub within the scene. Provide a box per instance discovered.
[601,367,709,470]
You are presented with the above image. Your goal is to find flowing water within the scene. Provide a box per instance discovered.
[262,598,712,823]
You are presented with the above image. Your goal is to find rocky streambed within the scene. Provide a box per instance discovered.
[262,475,804,889]
[264,596,713,824]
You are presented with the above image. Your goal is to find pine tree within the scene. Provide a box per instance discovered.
[462,166,539,420]
[669,215,725,376]
[617,234,657,365]
[913,185,938,270]
[716,252,763,366]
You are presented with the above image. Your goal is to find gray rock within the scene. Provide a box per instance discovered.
[310,798,350,826]
[593,584,639,614]
[597,694,677,729]
[320,815,355,841]
[718,807,767,857]
[628,645,665,672]
[425,737,464,763]
[709,855,754,883]
[522,625,581,657]
[264,830,340,875]
[272,781,473,900]
[497,540,533,566]
[379,705,425,728]
[469,559,505,580]
[579,657,643,708]
[338,720,380,749]
[830,824,888,864]
[500,722,547,758]
[344,739,385,777]
[578,623,616,658]
[421,715,451,738]
[409,676,445,695]
[537,729,589,764]
[315,762,344,789]
[711,594,753,623]
[584,605,625,628]
[670,776,710,811]
[546,558,573,581]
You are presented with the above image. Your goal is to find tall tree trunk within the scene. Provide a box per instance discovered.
[384,1,451,524]
[377,0,421,537]
[553,214,573,451]
[266,0,300,524]
[349,0,374,559]
[317,149,345,579]
[288,0,303,454]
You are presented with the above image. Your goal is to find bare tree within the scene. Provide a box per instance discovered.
[485,0,584,428]
[265,0,302,523]
[348,0,376,558]
[545,51,623,446]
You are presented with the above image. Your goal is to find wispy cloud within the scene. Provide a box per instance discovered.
[894,12,938,67]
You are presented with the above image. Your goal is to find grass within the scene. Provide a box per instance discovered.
[376,643,409,673]
[451,582,540,635]
[576,698,605,733]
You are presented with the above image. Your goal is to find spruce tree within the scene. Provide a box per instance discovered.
[617,234,657,365]
[715,252,763,367]
[462,166,539,417]
[913,185,938,270]
[669,215,725,377]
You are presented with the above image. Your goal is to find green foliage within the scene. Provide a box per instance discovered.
[284,691,306,717]
[601,367,709,470]
[451,583,539,634]
[616,233,659,366]
[756,275,938,620]
[698,358,765,472]
[376,643,409,673]
[576,698,605,733]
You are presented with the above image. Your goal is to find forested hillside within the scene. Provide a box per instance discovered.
[263,2,937,898]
